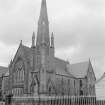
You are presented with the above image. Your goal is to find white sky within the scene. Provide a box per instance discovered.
[0,0,105,79]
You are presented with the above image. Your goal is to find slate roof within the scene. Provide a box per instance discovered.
[55,57,73,77]
[96,73,105,84]
[22,45,33,67]
[19,45,91,79]
[0,66,8,77]
[22,45,32,59]
[68,61,89,78]
[21,45,71,77]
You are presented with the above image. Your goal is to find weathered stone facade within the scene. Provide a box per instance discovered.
[5,0,96,98]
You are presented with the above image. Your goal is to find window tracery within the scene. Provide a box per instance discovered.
[14,58,25,84]
[12,58,25,96]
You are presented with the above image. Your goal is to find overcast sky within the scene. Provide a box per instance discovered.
[0,0,105,79]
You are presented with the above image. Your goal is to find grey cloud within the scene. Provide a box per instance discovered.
[74,0,105,11]
[0,0,17,13]
[0,0,40,45]
[0,0,105,79]
[54,10,105,48]
[0,17,33,45]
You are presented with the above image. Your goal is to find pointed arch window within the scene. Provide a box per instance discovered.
[48,86,51,95]
[80,90,83,96]
[47,79,55,95]
[14,58,25,84]
[80,80,82,88]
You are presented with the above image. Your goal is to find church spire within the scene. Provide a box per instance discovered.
[36,0,50,46]
[39,0,48,24]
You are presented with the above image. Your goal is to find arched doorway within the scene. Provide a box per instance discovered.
[47,79,55,95]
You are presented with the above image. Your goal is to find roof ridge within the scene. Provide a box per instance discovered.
[55,57,67,63]
[71,61,89,65]
[22,45,30,49]
[0,66,8,68]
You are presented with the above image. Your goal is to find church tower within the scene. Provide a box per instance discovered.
[36,0,51,94]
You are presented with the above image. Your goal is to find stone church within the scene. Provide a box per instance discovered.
[7,0,96,97]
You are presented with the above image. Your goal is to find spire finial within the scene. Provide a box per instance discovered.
[66,59,69,64]
[51,32,54,48]
[51,32,54,37]
[32,32,35,48]
[20,40,22,45]
[9,59,12,68]
[89,57,91,62]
